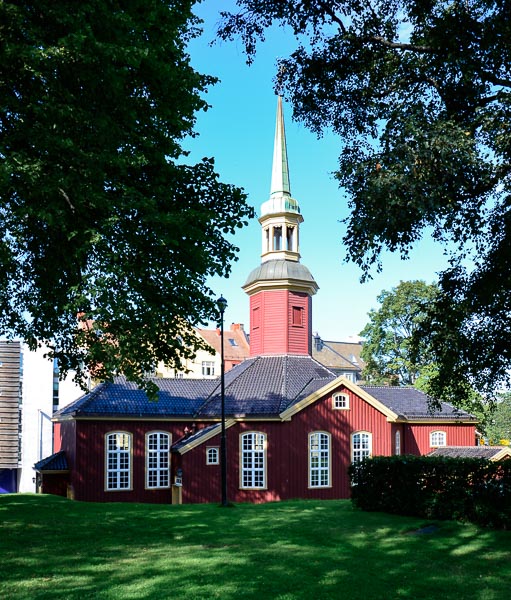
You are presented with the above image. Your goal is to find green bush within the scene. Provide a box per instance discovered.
[349,455,511,529]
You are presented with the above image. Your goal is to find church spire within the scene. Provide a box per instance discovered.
[259,96,302,262]
[270,96,291,197]
[243,96,318,357]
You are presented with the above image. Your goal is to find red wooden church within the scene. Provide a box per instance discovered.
[36,98,477,503]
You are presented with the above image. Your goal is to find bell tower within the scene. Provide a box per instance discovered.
[243,97,318,356]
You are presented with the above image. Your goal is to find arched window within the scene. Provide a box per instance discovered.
[430,430,447,447]
[309,432,331,487]
[351,431,372,463]
[105,432,132,491]
[240,432,266,489]
[207,447,219,465]
[333,393,349,410]
[146,432,170,489]
[395,430,401,456]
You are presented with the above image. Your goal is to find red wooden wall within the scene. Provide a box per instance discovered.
[55,385,477,504]
[249,289,311,356]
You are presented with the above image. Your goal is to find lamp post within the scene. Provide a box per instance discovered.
[216,295,228,507]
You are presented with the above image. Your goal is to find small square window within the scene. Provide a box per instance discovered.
[207,447,219,465]
[333,393,349,410]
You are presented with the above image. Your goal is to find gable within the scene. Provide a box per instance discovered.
[279,377,398,421]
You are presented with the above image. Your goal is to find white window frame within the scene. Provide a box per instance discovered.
[333,393,349,410]
[105,432,132,491]
[430,430,447,447]
[395,430,401,455]
[206,446,219,465]
[240,432,266,489]
[309,431,331,488]
[201,361,215,376]
[351,431,372,463]
[146,431,171,489]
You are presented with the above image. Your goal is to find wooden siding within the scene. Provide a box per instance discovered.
[55,387,477,504]
[69,420,196,503]
[287,291,311,355]
[0,341,21,468]
[249,294,263,356]
[183,384,393,503]
[249,290,311,356]
[404,423,477,455]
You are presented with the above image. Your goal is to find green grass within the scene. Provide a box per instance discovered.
[1,495,511,599]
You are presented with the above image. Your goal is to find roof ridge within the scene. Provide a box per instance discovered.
[321,341,360,368]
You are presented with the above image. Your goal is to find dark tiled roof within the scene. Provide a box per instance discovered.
[53,362,475,423]
[197,355,336,417]
[55,377,217,418]
[360,386,476,421]
[55,356,336,420]
[34,451,68,472]
[429,446,510,459]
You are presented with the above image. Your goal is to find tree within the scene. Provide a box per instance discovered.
[485,393,511,444]
[360,281,438,386]
[0,1,254,394]
[218,1,511,404]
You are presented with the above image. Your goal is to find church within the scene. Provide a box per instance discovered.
[36,98,478,504]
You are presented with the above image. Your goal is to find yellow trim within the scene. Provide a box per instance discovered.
[402,418,477,424]
[491,448,511,461]
[176,419,236,455]
[280,377,398,422]
[242,278,318,296]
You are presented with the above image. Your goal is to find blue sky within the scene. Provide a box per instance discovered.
[184,2,450,340]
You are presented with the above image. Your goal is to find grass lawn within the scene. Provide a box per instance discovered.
[1,495,510,599]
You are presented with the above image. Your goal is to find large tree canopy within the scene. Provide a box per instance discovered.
[0,1,253,393]
[360,280,439,387]
[219,0,511,404]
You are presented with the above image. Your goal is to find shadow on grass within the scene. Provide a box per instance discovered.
[1,494,511,599]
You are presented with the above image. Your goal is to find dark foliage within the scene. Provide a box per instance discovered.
[0,1,254,394]
[219,0,511,405]
[350,455,511,528]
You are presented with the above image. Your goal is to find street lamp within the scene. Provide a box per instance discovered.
[216,295,228,506]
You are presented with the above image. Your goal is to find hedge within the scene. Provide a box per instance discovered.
[349,455,511,529]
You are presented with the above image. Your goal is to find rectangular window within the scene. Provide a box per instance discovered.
[309,432,330,487]
[207,447,219,465]
[252,307,260,330]
[292,306,303,326]
[146,432,170,489]
[241,432,266,489]
[202,361,215,376]
[106,432,131,491]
